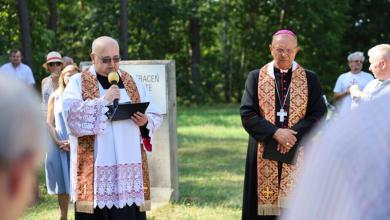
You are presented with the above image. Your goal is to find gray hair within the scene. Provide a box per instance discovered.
[368,44,390,61]
[347,51,365,62]
[62,56,74,65]
[0,75,46,166]
[91,36,119,54]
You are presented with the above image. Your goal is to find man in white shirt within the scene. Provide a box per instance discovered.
[0,49,35,85]
[350,44,390,106]
[333,51,373,112]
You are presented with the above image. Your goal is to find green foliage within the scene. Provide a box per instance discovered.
[0,0,388,103]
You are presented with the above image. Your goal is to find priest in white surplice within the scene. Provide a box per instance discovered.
[62,36,163,220]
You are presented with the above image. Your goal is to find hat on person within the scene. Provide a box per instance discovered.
[42,51,63,69]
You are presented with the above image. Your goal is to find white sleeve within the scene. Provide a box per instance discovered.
[333,75,343,93]
[62,74,109,137]
[26,66,35,85]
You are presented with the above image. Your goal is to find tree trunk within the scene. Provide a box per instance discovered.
[16,0,33,69]
[48,0,57,44]
[222,0,232,103]
[119,0,129,59]
[279,9,285,28]
[238,48,246,102]
[189,16,201,100]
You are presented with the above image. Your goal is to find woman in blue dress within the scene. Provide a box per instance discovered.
[45,64,79,220]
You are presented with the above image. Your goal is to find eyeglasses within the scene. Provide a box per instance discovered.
[97,56,121,64]
[48,62,62,67]
[273,47,297,55]
[350,60,364,64]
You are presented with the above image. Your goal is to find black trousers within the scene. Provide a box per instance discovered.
[75,204,146,220]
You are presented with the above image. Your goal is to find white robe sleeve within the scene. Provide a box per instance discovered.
[62,73,109,137]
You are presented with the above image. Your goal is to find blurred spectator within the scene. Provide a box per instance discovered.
[333,51,373,113]
[0,74,45,220]
[41,51,64,106]
[45,64,79,220]
[350,44,390,107]
[0,49,35,86]
[281,91,390,220]
[62,56,74,67]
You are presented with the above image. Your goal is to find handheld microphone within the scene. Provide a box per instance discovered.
[108,72,120,108]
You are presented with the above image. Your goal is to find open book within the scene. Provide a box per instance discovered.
[106,102,149,121]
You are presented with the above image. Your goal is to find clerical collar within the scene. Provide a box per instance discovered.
[96,72,125,89]
[274,67,292,75]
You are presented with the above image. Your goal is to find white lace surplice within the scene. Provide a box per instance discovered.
[62,66,163,209]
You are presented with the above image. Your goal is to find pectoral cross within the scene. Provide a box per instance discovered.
[262,186,274,199]
[277,108,287,122]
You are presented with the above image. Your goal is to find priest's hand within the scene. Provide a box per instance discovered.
[103,85,120,104]
[273,128,297,149]
[131,112,148,126]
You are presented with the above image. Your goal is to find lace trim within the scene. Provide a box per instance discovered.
[67,98,108,137]
[95,163,144,209]
[146,112,163,138]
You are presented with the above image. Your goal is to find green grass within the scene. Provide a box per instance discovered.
[24,104,248,220]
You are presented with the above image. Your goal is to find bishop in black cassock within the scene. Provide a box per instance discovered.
[239,30,327,220]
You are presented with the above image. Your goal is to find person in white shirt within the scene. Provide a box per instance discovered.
[333,51,373,112]
[0,49,35,86]
[349,44,390,106]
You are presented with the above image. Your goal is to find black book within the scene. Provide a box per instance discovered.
[106,102,149,121]
[262,139,299,165]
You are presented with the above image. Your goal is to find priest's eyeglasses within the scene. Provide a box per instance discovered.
[97,56,121,64]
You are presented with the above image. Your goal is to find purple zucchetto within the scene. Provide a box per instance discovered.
[273,29,297,39]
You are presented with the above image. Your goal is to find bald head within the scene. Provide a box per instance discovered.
[368,44,390,61]
[90,36,120,76]
[91,36,119,54]
[368,44,390,80]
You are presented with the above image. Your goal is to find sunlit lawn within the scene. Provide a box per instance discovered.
[24,104,248,220]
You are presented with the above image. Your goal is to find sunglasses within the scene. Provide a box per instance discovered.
[48,62,62,67]
[97,56,121,64]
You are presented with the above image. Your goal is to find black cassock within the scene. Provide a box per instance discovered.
[240,67,327,220]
